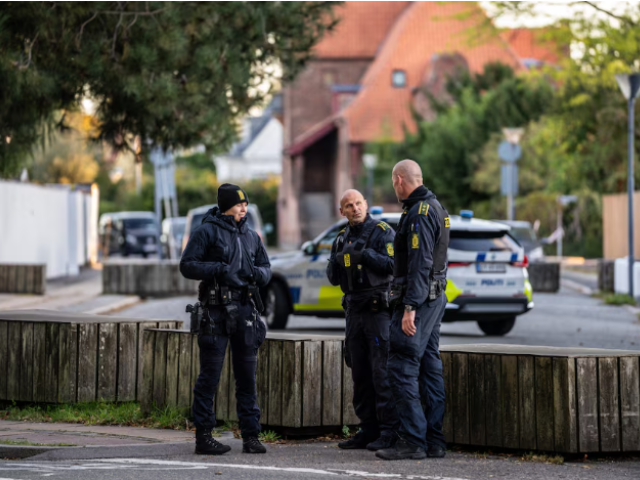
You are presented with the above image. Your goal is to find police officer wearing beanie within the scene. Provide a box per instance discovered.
[180,183,271,455]
[326,189,400,451]
[376,160,450,461]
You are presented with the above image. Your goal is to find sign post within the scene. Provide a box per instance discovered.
[498,128,523,220]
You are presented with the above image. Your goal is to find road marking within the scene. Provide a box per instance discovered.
[1,460,471,480]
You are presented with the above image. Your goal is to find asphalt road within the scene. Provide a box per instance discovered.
[112,286,640,350]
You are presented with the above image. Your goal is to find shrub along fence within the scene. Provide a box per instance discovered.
[0,310,181,404]
[141,329,640,454]
[0,264,46,295]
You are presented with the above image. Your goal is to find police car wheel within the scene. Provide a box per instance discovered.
[477,317,516,336]
[264,281,289,330]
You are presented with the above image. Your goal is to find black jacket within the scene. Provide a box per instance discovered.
[326,214,395,301]
[180,207,271,289]
[394,185,448,307]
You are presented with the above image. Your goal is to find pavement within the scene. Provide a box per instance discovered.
[0,267,140,315]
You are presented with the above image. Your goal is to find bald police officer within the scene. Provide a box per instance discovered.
[327,189,400,451]
[376,160,450,461]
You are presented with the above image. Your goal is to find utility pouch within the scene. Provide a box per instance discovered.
[219,285,231,305]
[389,284,405,307]
[249,285,265,314]
[224,303,239,336]
[369,291,390,313]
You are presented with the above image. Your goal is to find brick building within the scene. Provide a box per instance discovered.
[278,1,552,248]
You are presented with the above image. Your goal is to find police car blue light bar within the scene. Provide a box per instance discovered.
[460,210,474,219]
[370,206,384,214]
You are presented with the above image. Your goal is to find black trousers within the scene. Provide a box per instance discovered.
[345,307,400,436]
[192,302,266,438]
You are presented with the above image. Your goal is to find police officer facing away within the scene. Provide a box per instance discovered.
[376,160,450,461]
[327,189,400,451]
[180,183,271,455]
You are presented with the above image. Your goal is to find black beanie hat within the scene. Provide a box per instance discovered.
[217,183,249,213]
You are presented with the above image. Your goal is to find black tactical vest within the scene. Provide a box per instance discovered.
[336,218,392,293]
[394,198,450,280]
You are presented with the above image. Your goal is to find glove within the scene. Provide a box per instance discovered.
[361,248,375,266]
[215,264,230,283]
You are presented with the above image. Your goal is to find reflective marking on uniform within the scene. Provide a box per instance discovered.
[376,222,388,231]
[344,254,351,267]
[445,279,463,302]
[476,253,486,262]
[444,217,450,228]
[386,242,394,256]
[237,190,245,200]
[411,233,419,249]
[510,253,518,262]
[418,202,430,216]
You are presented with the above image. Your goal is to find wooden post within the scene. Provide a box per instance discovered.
[598,357,621,452]
[282,341,303,428]
[620,356,640,451]
[302,341,322,427]
[118,323,138,402]
[177,333,193,410]
[468,353,486,446]
[97,323,118,402]
[19,323,33,402]
[322,341,342,426]
[576,357,599,452]
[518,356,536,450]
[452,353,470,444]
[485,354,503,447]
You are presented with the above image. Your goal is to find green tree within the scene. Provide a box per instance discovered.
[0,1,337,177]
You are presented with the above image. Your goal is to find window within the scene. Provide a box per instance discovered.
[316,225,344,254]
[392,69,406,88]
[449,231,520,253]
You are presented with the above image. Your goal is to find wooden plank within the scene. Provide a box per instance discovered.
[267,340,283,425]
[177,333,192,410]
[502,355,519,449]
[97,323,117,402]
[553,357,578,453]
[190,334,200,408]
[441,352,453,444]
[118,323,137,402]
[518,356,536,450]
[468,353,486,446]
[19,323,33,402]
[32,323,47,402]
[302,341,322,427]
[4,265,15,293]
[322,340,342,426]
[15,265,25,294]
[77,323,98,403]
[0,265,7,292]
[24,266,34,295]
[535,356,554,451]
[342,351,358,426]
[576,357,599,452]
[34,265,45,295]
[137,322,158,400]
[485,354,503,447]
[228,350,238,423]
[0,321,8,399]
[282,341,302,427]
[215,344,231,421]
[140,330,156,414]
[6,322,21,401]
[452,353,470,444]
[165,333,180,408]
[153,331,168,409]
[58,323,78,403]
[44,323,60,403]
[598,357,620,452]
[256,339,270,422]
[620,356,640,452]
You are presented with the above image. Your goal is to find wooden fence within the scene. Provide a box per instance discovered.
[0,310,182,404]
[142,330,640,453]
[0,264,46,295]
[102,260,198,297]
[527,263,560,293]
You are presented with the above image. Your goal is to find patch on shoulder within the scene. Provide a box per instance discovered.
[376,221,389,231]
[418,202,430,216]
[338,229,346,235]
[386,242,394,257]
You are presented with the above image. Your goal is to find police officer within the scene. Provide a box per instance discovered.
[327,189,400,451]
[180,183,271,455]
[376,160,450,461]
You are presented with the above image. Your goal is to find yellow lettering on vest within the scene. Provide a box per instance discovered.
[344,253,351,267]
[444,217,450,228]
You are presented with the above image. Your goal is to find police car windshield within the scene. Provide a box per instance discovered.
[123,218,157,231]
[449,231,520,252]
[191,212,255,232]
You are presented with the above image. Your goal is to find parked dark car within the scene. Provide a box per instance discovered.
[160,216,186,260]
[99,211,160,258]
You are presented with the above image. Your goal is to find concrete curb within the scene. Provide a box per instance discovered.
[86,295,141,315]
[560,278,594,296]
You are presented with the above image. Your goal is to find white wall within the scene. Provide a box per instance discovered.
[0,181,98,279]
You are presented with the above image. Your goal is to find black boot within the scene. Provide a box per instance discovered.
[195,431,231,455]
[366,432,398,451]
[427,444,446,458]
[243,436,267,453]
[375,437,426,460]
[338,430,378,450]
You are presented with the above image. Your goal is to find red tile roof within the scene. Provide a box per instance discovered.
[341,2,522,143]
[314,2,410,59]
[500,28,562,64]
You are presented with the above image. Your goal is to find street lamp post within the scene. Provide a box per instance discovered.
[615,73,640,298]
[362,154,378,206]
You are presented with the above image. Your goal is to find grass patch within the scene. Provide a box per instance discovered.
[593,293,637,306]
[0,401,190,430]
[259,430,281,443]
[520,452,564,465]
[0,439,75,447]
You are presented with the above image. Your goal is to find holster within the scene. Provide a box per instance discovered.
[389,284,406,307]
[186,302,211,335]
[429,278,447,301]
[223,303,240,336]
[247,285,265,314]
[369,291,389,313]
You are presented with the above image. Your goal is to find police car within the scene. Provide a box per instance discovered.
[262,209,533,336]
